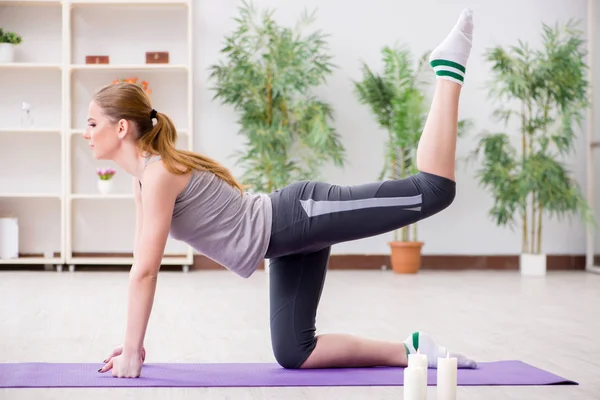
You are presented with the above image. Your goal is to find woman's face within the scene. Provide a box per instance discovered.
[83,101,125,160]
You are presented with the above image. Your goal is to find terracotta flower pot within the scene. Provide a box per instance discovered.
[389,241,424,274]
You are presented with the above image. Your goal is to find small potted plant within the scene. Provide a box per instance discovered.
[96,168,116,195]
[0,28,22,63]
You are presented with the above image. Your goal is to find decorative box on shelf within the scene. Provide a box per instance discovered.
[146,51,169,64]
[85,55,109,64]
[0,216,19,260]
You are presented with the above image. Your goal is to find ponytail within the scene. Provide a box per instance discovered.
[138,111,245,193]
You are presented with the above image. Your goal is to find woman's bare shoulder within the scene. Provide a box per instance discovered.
[141,159,191,201]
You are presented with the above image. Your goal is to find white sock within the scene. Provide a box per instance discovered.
[429,8,474,86]
[403,331,477,369]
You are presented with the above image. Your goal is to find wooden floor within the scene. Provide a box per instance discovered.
[1,268,599,399]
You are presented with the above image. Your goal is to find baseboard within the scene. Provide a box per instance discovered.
[194,254,588,271]
[417,255,586,270]
[1,253,590,271]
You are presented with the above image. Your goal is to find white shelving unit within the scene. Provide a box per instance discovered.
[0,0,194,271]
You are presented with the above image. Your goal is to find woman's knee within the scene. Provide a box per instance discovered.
[414,171,456,217]
[270,329,315,369]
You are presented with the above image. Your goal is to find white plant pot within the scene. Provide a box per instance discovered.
[519,253,547,277]
[97,179,114,195]
[0,43,15,63]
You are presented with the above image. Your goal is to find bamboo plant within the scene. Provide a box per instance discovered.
[209,0,345,193]
[354,45,471,242]
[470,20,595,255]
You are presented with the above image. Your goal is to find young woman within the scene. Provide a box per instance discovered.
[92,8,477,378]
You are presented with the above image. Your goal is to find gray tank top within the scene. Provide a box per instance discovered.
[142,155,272,278]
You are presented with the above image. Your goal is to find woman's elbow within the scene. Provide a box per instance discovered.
[130,263,159,282]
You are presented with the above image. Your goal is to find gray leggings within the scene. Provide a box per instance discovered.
[264,171,456,369]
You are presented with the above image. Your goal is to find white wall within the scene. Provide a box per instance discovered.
[0,0,594,258]
[194,0,591,255]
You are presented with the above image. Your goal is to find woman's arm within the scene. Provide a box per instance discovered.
[133,177,143,259]
[122,162,180,355]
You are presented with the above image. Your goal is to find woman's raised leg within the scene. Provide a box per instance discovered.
[416,8,473,181]
[267,8,478,370]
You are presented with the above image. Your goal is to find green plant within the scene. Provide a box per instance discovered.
[209,0,345,193]
[469,20,595,255]
[354,44,472,242]
[0,28,22,45]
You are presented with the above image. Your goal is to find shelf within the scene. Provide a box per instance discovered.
[0,68,63,128]
[70,64,188,71]
[0,193,61,199]
[0,257,62,265]
[70,193,134,200]
[0,63,62,70]
[0,0,61,5]
[0,128,61,135]
[70,128,187,136]
[67,256,191,265]
[69,0,189,6]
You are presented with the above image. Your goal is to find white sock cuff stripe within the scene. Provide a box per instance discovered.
[433,64,465,78]
[437,74,464,85]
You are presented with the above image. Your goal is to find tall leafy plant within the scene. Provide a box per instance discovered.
[470,20,594,254]
[354,45,471,242]
[209,0,345,193]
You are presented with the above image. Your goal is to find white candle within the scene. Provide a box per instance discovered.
[437,354,457,400]
[408,352,428,369]
[404,365,428,400]
[404,351,428,399]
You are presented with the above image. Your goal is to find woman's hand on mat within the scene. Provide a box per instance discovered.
[103,345,146,365]
[99,349,144,378]
[99,345,146,378]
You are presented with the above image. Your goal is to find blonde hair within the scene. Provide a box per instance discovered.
[93,82,244,193]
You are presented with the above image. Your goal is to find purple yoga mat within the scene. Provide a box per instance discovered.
[0,360,577,388]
